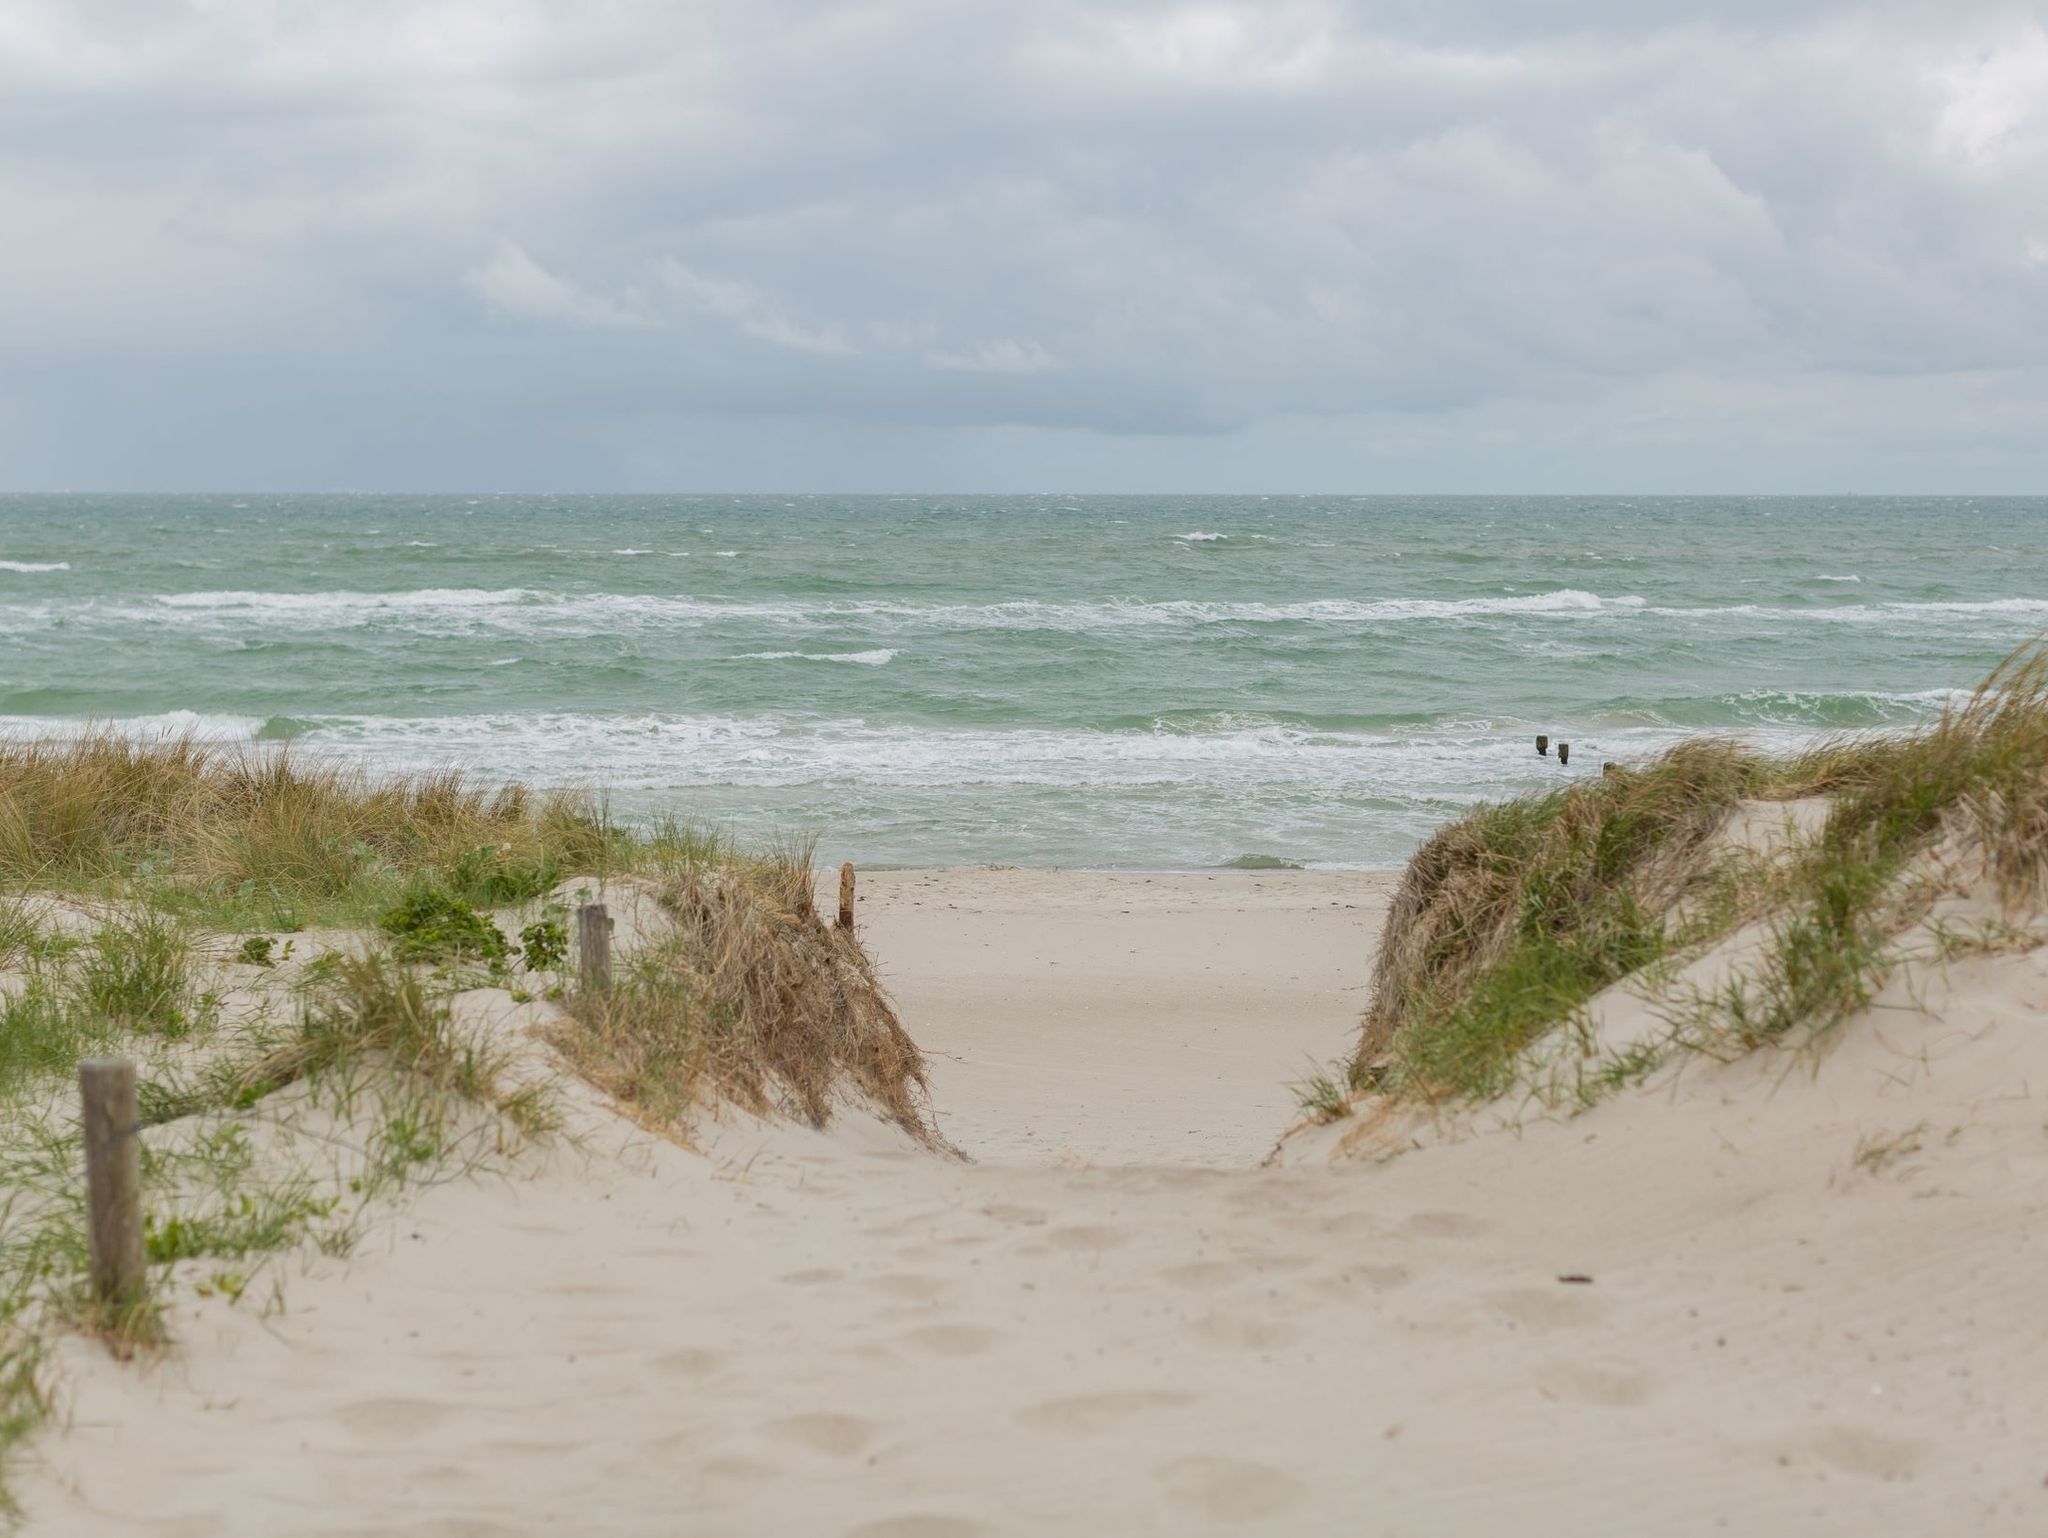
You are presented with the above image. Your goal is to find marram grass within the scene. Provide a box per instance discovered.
[1356,637,2048,1104]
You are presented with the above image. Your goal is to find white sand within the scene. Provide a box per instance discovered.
[22,866,2048,1535]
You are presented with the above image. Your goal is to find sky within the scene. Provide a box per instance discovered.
[2,1,2046,493]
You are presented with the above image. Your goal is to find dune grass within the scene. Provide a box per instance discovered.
[1355,639,2048,1104]
[0,734,717,931]
[552,853,947,1151]
[0,733,943,1514]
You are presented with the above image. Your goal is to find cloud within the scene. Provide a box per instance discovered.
[926,339,1057,375]
[658,258,853,356]
[0,0,2044,488]
[467,245,646,329]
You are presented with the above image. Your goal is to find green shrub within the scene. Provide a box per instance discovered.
[378,887,508,965]
[519,918,567,972]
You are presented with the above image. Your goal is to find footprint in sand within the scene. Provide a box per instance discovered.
[1534,1359,1656,1407]
[845,1517,987,1538]
[1154,1456,1307,1522]
[980,1203,1048,1227]
[1186,1314,1299,1351]
[334,1397,457,1438]
[1307,1263,1411,1298]
[1160,1255,1316,1291]
[1777,1428,1928,1482]
[1043,1224,1129,1252]
[651,1347,726,1377]
[1402,1211,1493,1239]
[768,1412,881,1457]
[898,1323,1001,1358]
[1482,1287,1604,1331]
[1016,1390,1198,1434]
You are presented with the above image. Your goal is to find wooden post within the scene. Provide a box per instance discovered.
[1603,761,1619,777]
[80,1058,144,1308]
[577,902,612,991]
[1535,734,1549,757]
[1557,742,1571,767]
[837,862,855,931]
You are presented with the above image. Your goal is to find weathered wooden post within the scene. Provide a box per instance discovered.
[1603,761,1619,777]
[837,862,855,931]
[1536,734,1549,757]
[1557,742,1571,767]
[577,902,612,991]
[80,1058,144,1309]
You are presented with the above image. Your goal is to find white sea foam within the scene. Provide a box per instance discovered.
[155,588,534,612]
[119,586,1651,634]
[611,548,655,556]
[0,560,69,573]
[1176,531,1228,542]
[737,649,898,666]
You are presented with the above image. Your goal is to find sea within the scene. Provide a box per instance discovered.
[1,494,2042,869]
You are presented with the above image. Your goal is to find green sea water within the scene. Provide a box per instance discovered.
[1,494,2043,867]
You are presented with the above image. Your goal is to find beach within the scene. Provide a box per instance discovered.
[21,865,2046,1535]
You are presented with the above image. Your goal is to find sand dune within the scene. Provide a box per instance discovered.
[21,866,2048,1535]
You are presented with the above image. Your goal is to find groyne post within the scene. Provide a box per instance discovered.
[578,902,613,991]
[80,1058,144,1308]
[1536,735,1549,757]
[1558,743,1571,767]
[838,863,856,931]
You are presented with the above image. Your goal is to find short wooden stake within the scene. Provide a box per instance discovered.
[80,1058,144,1308]
[577,902,612,991]
[837,862,855,931]
[1557,742,1571,767]
[1535,734,1549,757]
[1603,761,1619,777]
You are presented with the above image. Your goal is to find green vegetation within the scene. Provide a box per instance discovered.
[1354,639,2048,1106]
[0,734,720,930]
[1291,1060,1351,1124]
[0,735,931,1514]
[379,885,509,966]
[519,918,567,972]
[79,911,209,1039]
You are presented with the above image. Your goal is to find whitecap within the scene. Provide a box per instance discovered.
[0,560,69,573]
[738,649,897,666]
[1176,531,1228,542]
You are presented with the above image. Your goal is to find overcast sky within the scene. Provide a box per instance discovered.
[3,1,2045,492]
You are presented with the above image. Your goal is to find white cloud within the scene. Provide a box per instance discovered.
[659,258,853,357]
[466,244,646,329]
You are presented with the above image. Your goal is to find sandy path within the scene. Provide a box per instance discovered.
[22,870,2048,1536]
[858,869,1386,1165]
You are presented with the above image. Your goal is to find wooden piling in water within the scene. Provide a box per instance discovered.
[838,862,856,931]
[1536,734,1549,757]
[577,902,612,991]
[1557,742,1571,767]
[80,1058,144,1309]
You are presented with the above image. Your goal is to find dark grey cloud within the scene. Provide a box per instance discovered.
[1,1,2045,489]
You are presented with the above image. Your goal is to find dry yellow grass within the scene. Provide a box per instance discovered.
[551,853,951,1152]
